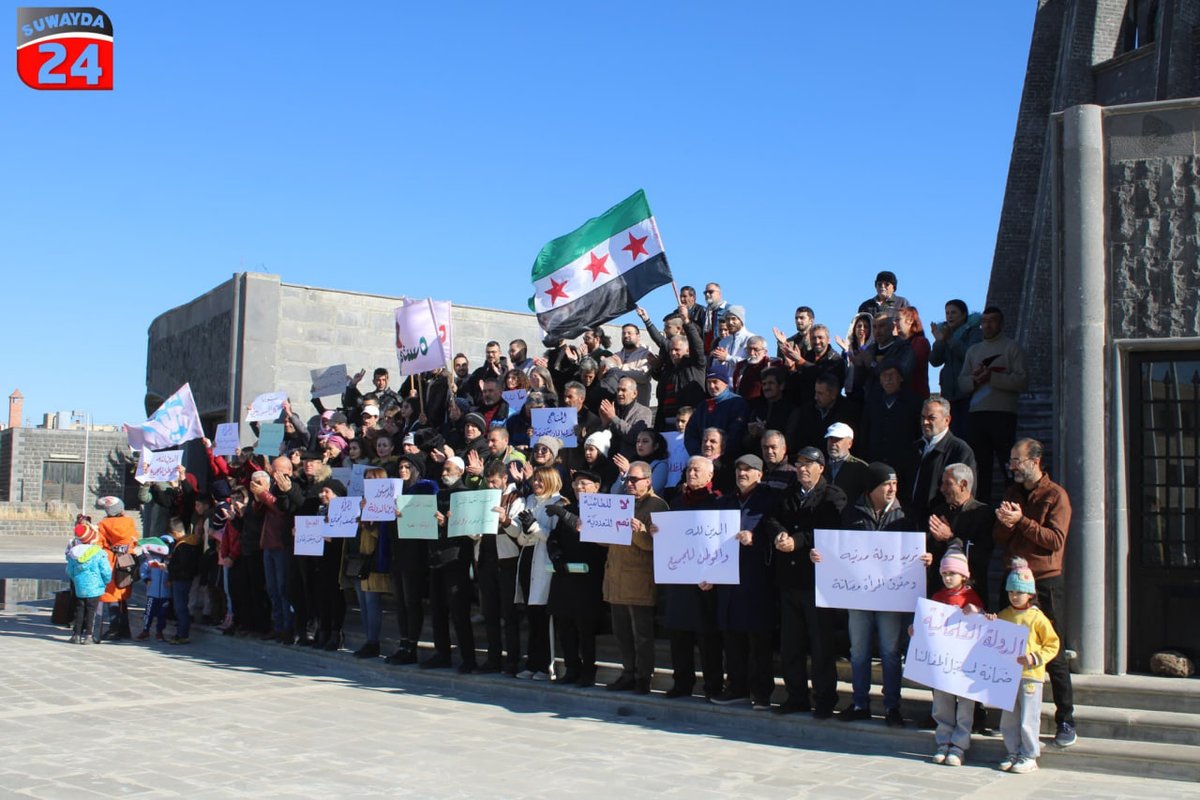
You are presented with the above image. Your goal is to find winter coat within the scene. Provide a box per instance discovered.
[98,514,138,603]
[664,485,721,631]
[348,521,395,594]
[545,502,607,619]
[929,312,982,402]
[761,478,848,589]
[504,491,564,606]
[167,533,203,583]
[603,493,669,607]
[715,485,778,632]
[842,495,910,532]
[66,544,112,598]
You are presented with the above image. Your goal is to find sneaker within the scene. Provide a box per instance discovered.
[931,746,949,764]
[531,671,551,681]
[1054,721,1078,748]
[515,669,535,680]
[68,634,80,644]
[170,636,190,645]
[998,753,1019,772]
[945,750,963,767]
[709,692,751,706]
[885,708,905,728]
[838,705,872,722]
[1010,756,1038,774]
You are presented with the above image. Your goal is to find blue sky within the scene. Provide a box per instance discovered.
[1,2,1036,426]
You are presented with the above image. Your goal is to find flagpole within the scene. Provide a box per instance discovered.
[416,373,425,417]
[671,280,681,305]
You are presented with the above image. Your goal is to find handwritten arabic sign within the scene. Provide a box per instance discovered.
[294,516,325,556]
[310,364,349,399]
[530,407,578,446]
[650,510,740,585]
[664,431,688,490]
[134,448,184,484]
[813,529,926,612]
[396,494,439,540]
[579,492,634,545]
[247,391,288,423]
[502,389,528,415]
[254,423,285,456]
[212,422,240,457]
[362,479,401,522]
[325,497,361,538]
[448,489,502,537]
[904,598,1029,711]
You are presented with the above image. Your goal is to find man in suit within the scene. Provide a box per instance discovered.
[909,394,976,529]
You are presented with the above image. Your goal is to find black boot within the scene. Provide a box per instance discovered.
[353,641,381,659]
[322,631,343,651]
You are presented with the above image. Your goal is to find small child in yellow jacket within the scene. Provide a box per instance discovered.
[988,557,1059,775]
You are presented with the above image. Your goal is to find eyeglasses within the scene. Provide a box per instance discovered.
[532,445,552,453]
[627,475,650,483]
[703,289,716,294]
[1008,457,1030,466]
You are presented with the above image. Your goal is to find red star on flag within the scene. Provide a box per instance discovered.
[584,251,609,281]
[622,232,649,260]
[545,277,570,305]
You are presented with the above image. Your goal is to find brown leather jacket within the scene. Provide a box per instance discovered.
[993,473,1072,579]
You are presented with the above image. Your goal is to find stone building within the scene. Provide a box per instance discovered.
[0,427,132,518]
[147,272,623,445]
[988,0,1200,673]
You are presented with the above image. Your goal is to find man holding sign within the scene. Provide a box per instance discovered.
[810,462,930,727]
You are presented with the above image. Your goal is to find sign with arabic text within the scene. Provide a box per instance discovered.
[650,509,740,585]
[530,407,578,446]
[579,492,634,545]
[813,529,926,612]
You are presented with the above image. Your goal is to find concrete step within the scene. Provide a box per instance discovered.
[203,624,1200,784]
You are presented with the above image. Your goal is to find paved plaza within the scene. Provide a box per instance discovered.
[1,537,1196,799]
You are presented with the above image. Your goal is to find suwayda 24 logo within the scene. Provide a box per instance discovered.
[17,7,112,90]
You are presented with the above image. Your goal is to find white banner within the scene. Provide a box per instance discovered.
[579,492,634,545]
[362,478,400,522]
[813,529,926,612]
[394,299,447,376]
[310,364,349,399]
[212,422,240,457]
[325,497,361,538]
[651,509,741,585]
[904,598,1029,711]
[125,383,205,451]
[502,389,528,415]
[294,516,325,556]
[530,407,578,446]
[664,431,688,490]
[134,448,185,484]
[247,391,288,423]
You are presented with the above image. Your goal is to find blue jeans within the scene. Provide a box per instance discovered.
[847,609,905,711]
[171,581,192,638]
[356,584,383,644]
[263,548,293,633]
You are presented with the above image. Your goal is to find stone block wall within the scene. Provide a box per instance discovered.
[0,429,130,511]
[146,277,235,417]
[1107,106,1200,339]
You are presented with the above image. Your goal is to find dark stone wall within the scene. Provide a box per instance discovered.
[1107,109,1200,339]
[146,277,235,417]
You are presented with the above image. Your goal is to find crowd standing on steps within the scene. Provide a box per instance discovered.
[66,270,1079,773]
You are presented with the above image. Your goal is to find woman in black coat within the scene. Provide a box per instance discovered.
[544,469,608,687]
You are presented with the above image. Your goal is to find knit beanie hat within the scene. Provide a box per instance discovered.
[1006,557,1036,594]
[584,430,611,458]
[96,496,124,517]
[74,522,99,545]
[463,413,487,436]
[865,462,897,493]
[324,479,349,498]
[940,549,970,579]
[534,435,564,459]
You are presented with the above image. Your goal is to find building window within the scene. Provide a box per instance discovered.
[1131,356,1199,569]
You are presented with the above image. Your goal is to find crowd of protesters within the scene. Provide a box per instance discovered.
[64,270,1078,774]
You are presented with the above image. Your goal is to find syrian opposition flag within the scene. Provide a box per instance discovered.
[529,189,673,342]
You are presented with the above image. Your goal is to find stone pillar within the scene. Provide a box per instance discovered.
[1058,105,1107,674]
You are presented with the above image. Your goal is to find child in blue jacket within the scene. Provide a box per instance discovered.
[65,522,113,644]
